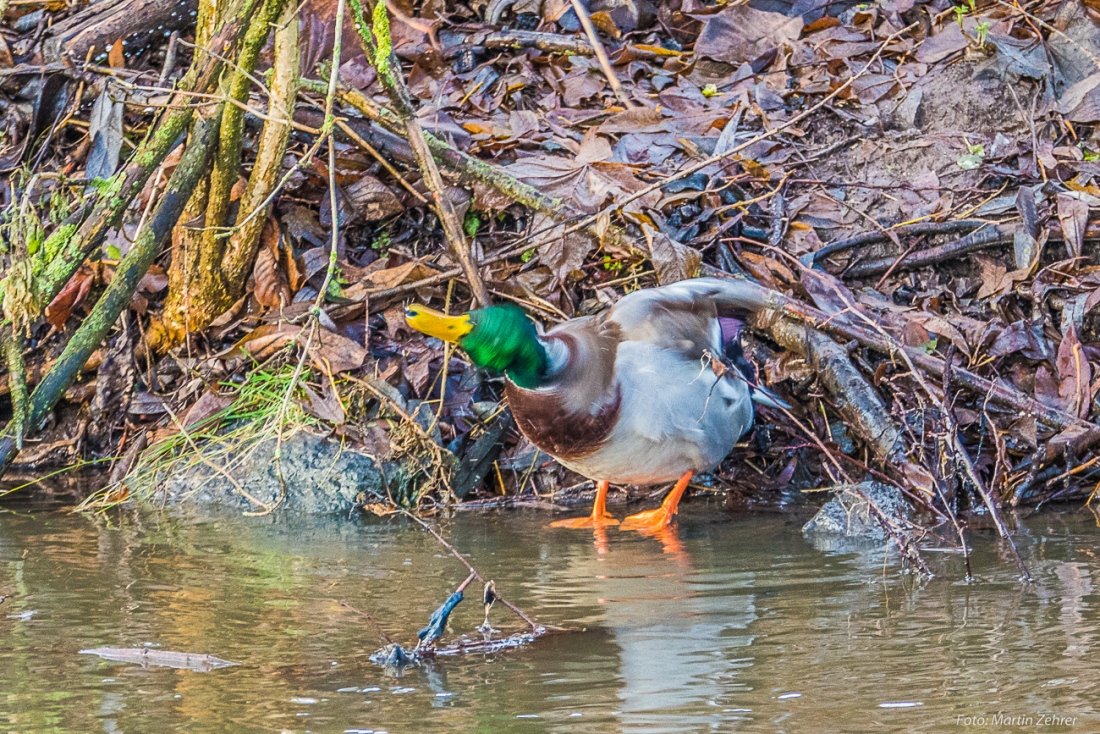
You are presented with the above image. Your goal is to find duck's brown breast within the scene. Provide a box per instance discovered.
[504,381,622,461]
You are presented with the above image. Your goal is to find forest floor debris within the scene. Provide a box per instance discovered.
[0,0,1098,578]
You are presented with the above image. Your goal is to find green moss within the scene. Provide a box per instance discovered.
[40,223,78,266]
[371,0,391,76]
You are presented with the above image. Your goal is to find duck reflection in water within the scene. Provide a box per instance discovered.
[554,521,758,732]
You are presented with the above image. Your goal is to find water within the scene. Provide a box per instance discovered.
[0,502,1097,733]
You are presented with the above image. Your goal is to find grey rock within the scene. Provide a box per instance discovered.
[155,431,393,514]
[802,481,916,546]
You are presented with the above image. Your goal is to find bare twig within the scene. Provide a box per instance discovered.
[567,0,634,108]
[398,508,542,632]
[349,0,490,306]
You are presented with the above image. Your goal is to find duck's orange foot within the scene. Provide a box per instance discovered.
[549,513,619,529]
[620,506,675,532]
[620,470,694,533]
[548,480,618,529]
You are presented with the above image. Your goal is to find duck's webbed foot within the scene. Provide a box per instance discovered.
[621,471,694,532]
[549,480,619,528]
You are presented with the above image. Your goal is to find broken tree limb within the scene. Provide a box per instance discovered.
[841,223,1100,279]
[804,219,988,267]
[442,29,596,58]
[703,265,1083,431]
[295,89,561,214]
[42,0,200,63]
[764,315,935,493]
[842,224,1013,279]
[0,110,221,475]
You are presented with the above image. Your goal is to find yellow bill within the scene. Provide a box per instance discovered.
[405,304,473,343]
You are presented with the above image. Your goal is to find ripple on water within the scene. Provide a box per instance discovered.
[0,507,1098,732]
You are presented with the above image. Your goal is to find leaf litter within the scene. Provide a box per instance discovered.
[0,0,1097,581]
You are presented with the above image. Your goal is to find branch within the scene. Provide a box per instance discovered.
[223,0,300,285]
[0,110,222,475]
[348,0,490,306]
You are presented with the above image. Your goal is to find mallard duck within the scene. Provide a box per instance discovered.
[405,277,785,531]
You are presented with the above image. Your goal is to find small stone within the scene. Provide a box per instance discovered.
[802,481,916,542]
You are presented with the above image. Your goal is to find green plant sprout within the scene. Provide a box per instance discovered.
[974,21,990,48]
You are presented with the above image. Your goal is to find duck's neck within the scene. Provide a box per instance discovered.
[463,320,551,389]
[502,334,550,389]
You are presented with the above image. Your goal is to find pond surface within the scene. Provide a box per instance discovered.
[1,500,1098,733]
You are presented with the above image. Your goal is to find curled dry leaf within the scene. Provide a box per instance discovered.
[1056,193,1089,259]
[531,212,593,283]
[1057,324,1093,419]
[253,219,292,309]
[300,381,346,424]
[642,229,700,285]
[224,322,366,376]
[44,264,94,330]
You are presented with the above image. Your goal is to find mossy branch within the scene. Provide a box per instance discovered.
[223,0,301,287]
[203,0,290,257]
[3,335,27,450]
[0,0,258,338]
[348,0,490,306]
[0,110,222,476]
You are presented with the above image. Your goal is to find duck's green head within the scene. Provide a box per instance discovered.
[405,303,548,389]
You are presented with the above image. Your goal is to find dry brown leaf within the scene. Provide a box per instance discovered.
[915,23,968,64]
[183,389,234,428]
[224,323,301,362]
[253,220,291,309]
[642,229,700,285]
[345,175,404,222]
[531,212,592,283]
[694,6,803,65]
[908,312,969,355]
[312,329,367,375]
[362,261,436,290]
[1057,324,1092,419]
[505,147,651,214]
[301,381,346,424]
[45,264,94,330]
[107,39,126,69]
[1057,193,1089,259]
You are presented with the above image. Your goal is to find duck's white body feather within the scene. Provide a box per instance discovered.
[558,339,753,484]
[505,278,767,486]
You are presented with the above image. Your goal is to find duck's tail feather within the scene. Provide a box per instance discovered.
[720,319,793,410]
[750,384,792,410]
[683,276,778,319]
